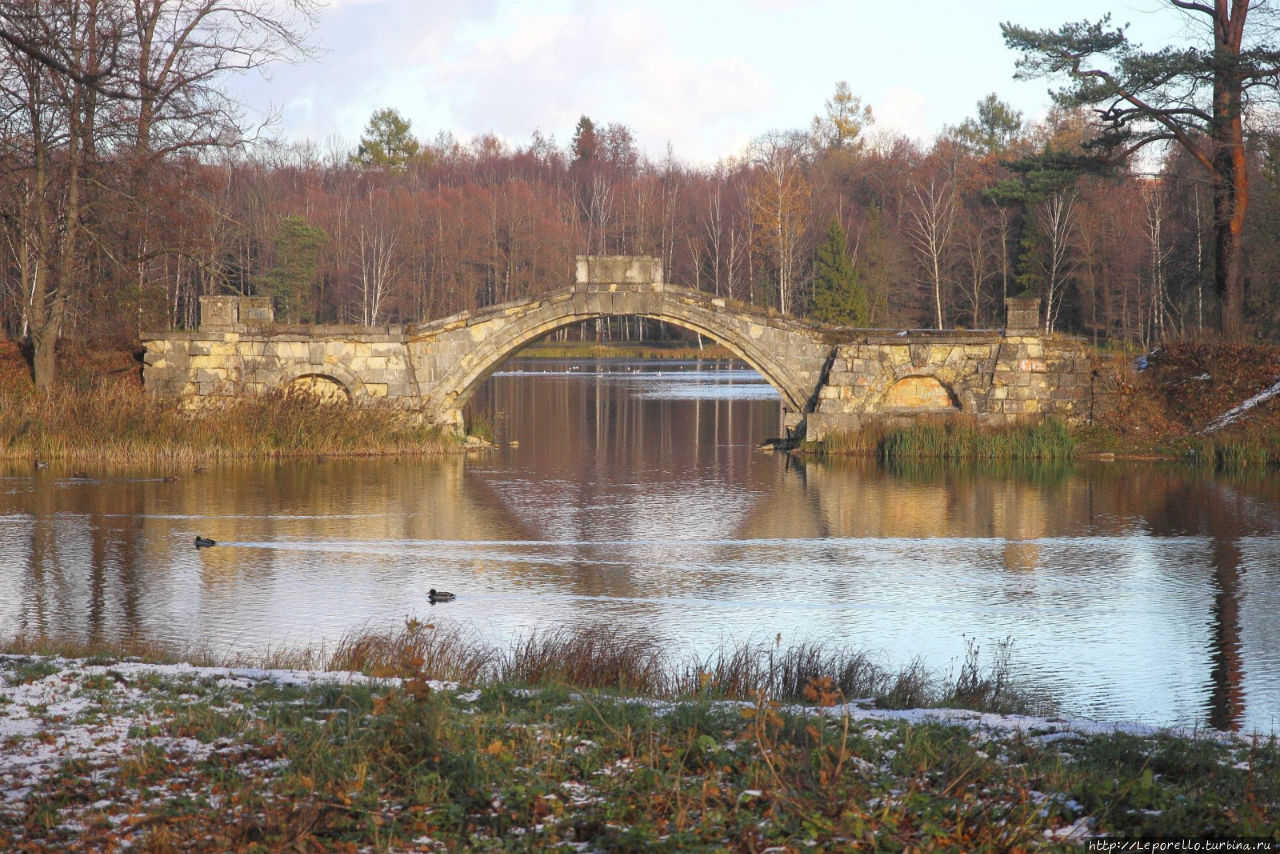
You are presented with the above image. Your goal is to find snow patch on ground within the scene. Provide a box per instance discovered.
[1200,377,1280,433]
[0,654,1261,821]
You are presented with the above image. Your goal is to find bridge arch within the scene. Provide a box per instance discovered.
[285,372,354,404]
[879,375,961,413]
[865,361,977,417]
[411,284,834,428]
[279,364,364,402]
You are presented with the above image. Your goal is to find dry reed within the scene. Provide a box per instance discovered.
[0,382,454,463]
[3,621,1046,715]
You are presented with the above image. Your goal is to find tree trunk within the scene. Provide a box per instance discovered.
[29,301,62,391]
[1212,147,1248,342]
[1211,0,1249,342]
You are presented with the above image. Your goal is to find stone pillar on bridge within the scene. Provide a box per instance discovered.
[197,295,275,330]
[1004,297,1042,334]
[574,255,663,288]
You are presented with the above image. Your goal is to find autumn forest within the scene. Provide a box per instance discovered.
[5,1,1280,392]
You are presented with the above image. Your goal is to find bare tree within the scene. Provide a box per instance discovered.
[1142,179,1175,345]
[749,132,810,314]
[907,172,958,328]
[1037,188,1078,334]
[0,0,317,388]
[356,218,398,326]
[0,0,117,389]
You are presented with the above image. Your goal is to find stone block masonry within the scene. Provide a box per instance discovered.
[143,259,1107,438]
[804,331,1096,440]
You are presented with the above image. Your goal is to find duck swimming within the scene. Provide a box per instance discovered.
[194,536,216,549]
[428,588,455,603]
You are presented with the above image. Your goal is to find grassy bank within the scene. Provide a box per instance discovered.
[0,384,454,465]
[2,625,1276,850]
[813,418,1280,473]
[2,622,1042,716]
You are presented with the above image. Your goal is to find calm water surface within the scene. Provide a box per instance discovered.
[2,358,1278,733]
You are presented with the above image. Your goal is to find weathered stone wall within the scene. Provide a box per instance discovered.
[805,331,1096,440]
[142,262,1104,440]
[142,326,420,407]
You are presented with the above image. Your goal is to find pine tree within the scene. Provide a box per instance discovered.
[811,218,868,326]
[571,115,598,165]
[263,215,329,323]
[1003,4,1280,341]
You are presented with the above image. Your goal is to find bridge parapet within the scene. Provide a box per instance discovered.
[805,327,1095,440]
[142,319,419,407]
[142,271,1102,442]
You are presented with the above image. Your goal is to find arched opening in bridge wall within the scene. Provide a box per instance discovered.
[444,312,799,418]
[285,373,352,405]
[880,376,959,412]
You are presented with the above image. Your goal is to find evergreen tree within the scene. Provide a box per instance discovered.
[571,115,598,165]
[1003,4,1280,341]
[950,94,1023,157]
[352,108,423,171]
[263,215,329,322]
[811,218,868,326]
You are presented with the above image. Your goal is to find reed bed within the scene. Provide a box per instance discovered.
[877,418,1076,461]
[1180,431,1280,471]
[814,418,1077,462]
[2,621,1048,716]
[0,382,454,463]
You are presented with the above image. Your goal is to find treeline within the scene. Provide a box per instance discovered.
[5,2,1280,391]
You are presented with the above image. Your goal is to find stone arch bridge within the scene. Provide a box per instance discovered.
[142,256,1098,439]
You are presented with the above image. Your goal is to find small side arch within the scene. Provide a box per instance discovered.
[282,370,357,404]
[878,375,960,413]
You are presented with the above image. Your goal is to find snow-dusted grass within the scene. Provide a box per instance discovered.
[2,650,1277,850]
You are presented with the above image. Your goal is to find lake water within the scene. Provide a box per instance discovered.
[2,359,1278,733]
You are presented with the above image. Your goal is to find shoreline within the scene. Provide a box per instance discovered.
[2,651,1275,849]
[3,339,1278,467]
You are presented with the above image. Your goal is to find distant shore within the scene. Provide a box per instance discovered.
[517,339,735,360]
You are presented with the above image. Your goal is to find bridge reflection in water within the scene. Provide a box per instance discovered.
[2,362,1277,732]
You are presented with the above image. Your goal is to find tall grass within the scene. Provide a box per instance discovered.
[0,382,454,463]
[500,624,670,693]
[877,418,1076,461]
[1180,432,1280,471]
[815,418,1077,462]
[327,618,496,682]
[3,621,1049,716]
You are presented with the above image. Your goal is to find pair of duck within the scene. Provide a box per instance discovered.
[195,536,456,604]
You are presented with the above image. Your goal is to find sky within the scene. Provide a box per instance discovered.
[232,0,1195,165]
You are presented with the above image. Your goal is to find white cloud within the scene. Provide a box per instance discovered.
[422,4,774,162]
[874,85,930,144]
[236,0,1190,164]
